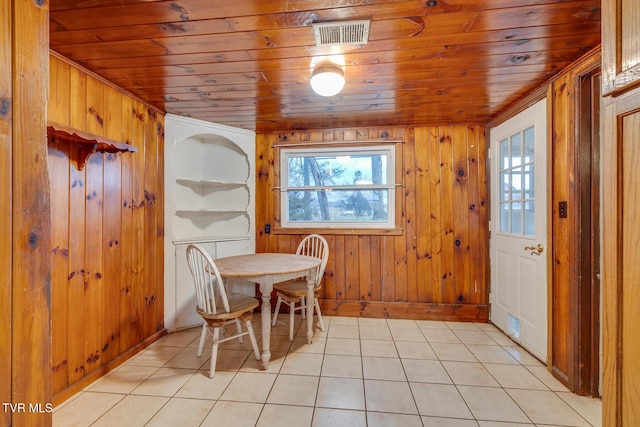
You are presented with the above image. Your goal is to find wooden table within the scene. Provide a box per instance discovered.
[214,252,321,369]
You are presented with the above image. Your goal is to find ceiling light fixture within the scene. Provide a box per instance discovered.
[310,65,345,97]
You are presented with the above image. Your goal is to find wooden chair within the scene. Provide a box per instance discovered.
[271,234,329,341]
[186,244,260,378]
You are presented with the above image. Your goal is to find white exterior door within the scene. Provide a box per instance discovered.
[490,99,548,363]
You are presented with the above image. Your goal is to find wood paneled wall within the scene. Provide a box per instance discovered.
[256,126,488,321]
[48,53,165,400]
[2,1,52,425]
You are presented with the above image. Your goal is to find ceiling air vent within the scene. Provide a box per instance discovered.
[312,20,371,46]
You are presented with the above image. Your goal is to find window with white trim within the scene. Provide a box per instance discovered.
[280,146,396,229]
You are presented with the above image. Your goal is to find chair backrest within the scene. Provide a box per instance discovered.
[296,234,329,287]
[185,244,229,315]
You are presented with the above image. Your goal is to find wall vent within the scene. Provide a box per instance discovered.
[312,20,371,46]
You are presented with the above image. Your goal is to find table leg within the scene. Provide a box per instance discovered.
[260,294,271,369]
[306,278,314,344]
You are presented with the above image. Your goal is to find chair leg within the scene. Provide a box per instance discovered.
[300,297,306,319]
[209,327,220,378]
[314,298,325,332]
[272,296,282,326]
[197,321,207,357]
[289,301,295,341]
[246,320,261,360]
[235,318,244,343]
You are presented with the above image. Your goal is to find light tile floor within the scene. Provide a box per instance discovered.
[54,316,602,427]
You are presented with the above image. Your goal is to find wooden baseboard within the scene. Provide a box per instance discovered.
[53,329,168,406]
[318,299,488,322]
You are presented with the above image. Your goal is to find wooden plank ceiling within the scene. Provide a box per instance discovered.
[49,0,601,132]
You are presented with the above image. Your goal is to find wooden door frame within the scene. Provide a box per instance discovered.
[572,67,601,396]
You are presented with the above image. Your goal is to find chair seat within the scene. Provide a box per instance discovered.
[198,293,259,322]
[274,279,322,299]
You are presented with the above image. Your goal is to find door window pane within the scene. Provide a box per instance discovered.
[500,171,510,201]
[524,126,535,160]
[524,164,534,199]
[512,166,523,206]
[500,203,510,232]
[511,202,522,234]
[524,201,535,235]
[511,133,522,167]
[500,138,510,169]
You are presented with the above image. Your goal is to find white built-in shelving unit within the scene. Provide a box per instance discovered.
[164,114,256,331]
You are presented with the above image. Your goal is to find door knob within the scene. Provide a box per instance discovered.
[524,243,544,255]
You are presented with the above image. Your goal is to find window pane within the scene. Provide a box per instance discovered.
[287,189,389,223]
[511,201,522,234]
[286,153,388,187]
[500,202,510,232]
[524,126,535,163]
[500,171,510,201]
[511,133,522,167]
[512,166,523,205]
[524,164,534,199]
[499,138,509,169]
[524,201,535,235]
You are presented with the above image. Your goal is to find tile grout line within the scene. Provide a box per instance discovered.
[55,317,601,427]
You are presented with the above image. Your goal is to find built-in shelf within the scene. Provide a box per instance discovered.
[175,209,248,215]
[169,130,252,241]
[172,235,251,245]
[176,178,247,187]
[47,121,138,170]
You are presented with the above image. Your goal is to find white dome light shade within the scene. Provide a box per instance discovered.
[310,66,345,96]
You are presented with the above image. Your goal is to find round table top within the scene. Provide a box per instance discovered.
[214,252,320,278]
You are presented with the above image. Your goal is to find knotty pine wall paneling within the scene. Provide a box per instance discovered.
[551,70,573,385]
[2,1,52,425]
[48,52,165,400]
[0,1,13,423]
[256,126,488,321]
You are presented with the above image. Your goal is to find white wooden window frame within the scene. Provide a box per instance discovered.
[279,145,396,229]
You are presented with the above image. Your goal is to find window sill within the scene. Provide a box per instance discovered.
[273,227,404,236]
